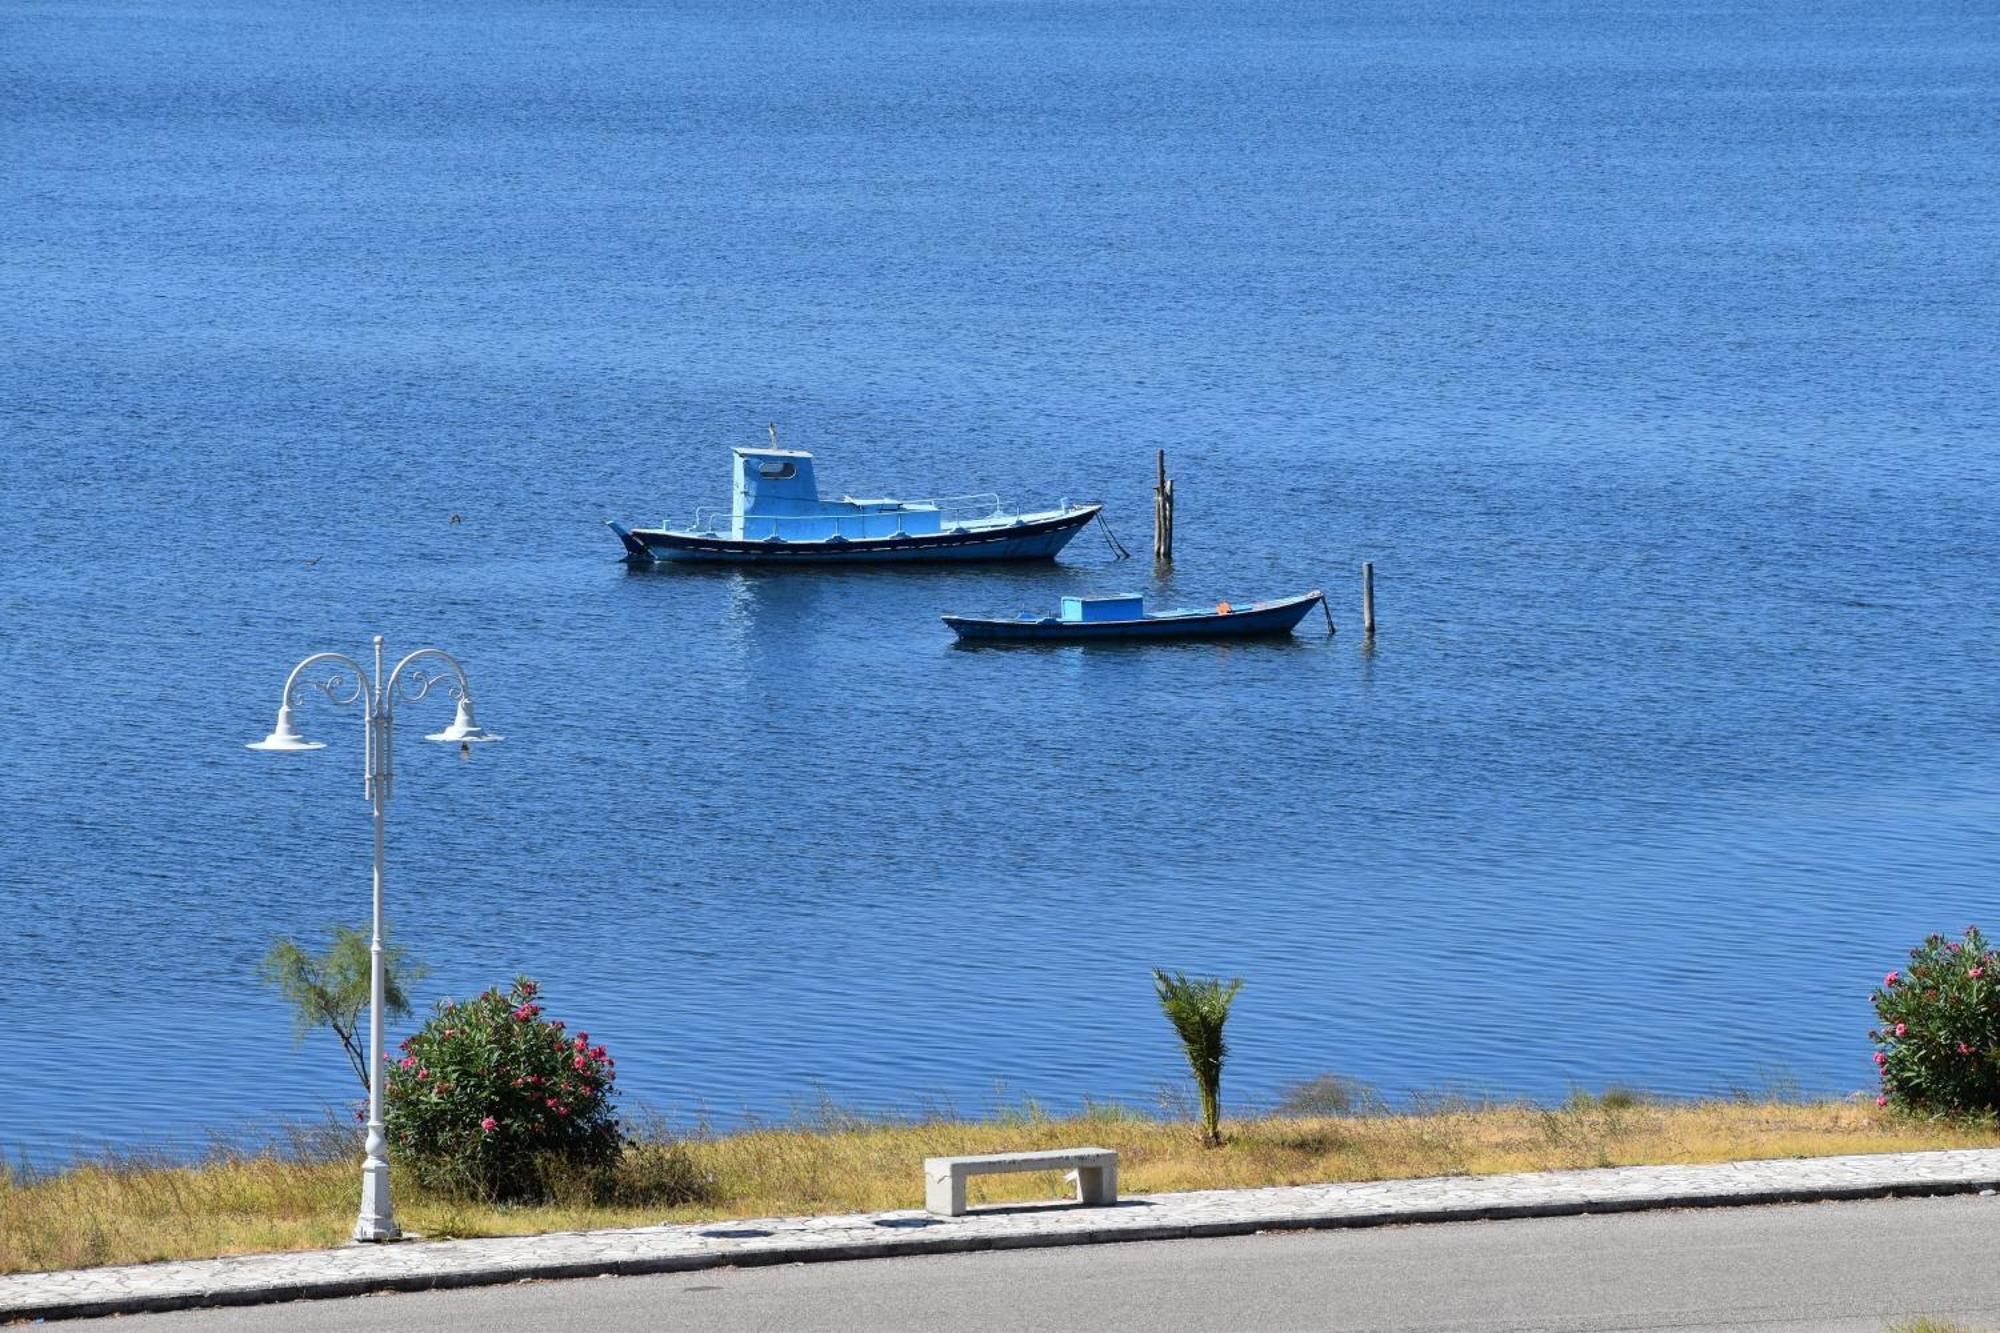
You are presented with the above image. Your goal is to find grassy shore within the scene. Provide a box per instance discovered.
[6,1097,1998,1276]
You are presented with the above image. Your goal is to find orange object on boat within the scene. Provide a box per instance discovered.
[1216,601,1232,614]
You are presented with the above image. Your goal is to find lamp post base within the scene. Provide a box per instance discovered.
[353,1156,402,1243]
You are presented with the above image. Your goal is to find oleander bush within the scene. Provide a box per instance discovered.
[1871,927,2000,1116]
[385,978,621,1202]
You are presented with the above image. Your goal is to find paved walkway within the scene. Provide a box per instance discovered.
[8,1149,2000,1323]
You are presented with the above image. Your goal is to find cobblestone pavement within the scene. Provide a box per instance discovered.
[8,1149,2000,1323]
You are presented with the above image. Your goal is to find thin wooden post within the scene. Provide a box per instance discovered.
[1154,450,1174,563]
[1361,561,1376,636]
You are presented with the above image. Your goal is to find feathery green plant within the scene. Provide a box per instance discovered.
[1152,969,1244,1147]
[260,927,425,1092]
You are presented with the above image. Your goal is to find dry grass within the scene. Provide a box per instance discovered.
[6,1097,1998,1276]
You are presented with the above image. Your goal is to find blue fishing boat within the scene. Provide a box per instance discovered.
[943,590,1330,642]
[608,446,1099,565]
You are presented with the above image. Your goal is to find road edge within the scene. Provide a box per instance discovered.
[8,1169,2000,1323]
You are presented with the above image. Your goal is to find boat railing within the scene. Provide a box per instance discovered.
[932,492,1003,524]
[683,493,1007,538]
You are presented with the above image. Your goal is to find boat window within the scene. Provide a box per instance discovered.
[758,461,796,480]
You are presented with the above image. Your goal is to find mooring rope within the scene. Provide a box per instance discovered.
[1094,510,1133,561]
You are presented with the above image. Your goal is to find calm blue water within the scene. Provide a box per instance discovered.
[3,0,1997,1162]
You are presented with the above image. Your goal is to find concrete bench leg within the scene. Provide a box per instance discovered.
[926,1166,967,1217]
[1076,1162,1117,1206]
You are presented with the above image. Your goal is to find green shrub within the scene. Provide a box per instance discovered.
[1274,1073,1374,1118]
[592,1138,715,1208]
[1565,1084,1646,1111]
[386,978,620,1202]
[1871,927,2000,1116]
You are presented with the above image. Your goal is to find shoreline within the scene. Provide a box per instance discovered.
[8,1095,2000,1279]
[10,1145,2000,1322]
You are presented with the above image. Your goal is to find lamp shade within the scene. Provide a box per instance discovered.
[425,697,502,744]
[247,705,326,752]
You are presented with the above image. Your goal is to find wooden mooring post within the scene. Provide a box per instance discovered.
[1361,560,1376,637]
[1153,449,1175,563]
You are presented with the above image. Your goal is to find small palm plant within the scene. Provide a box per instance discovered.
[1153,969,1244,1147]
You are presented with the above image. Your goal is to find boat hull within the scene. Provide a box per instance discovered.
[611,506,1099,565]
[944,590,1327,642]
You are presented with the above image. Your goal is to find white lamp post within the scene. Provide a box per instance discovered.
[248,635,501,1243]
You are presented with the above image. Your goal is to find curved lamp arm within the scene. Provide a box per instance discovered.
[249,652,374,754]
[387,647,501,743]
[281,652,374,712]
[385,647,470,714]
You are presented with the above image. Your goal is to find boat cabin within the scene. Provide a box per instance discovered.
[718,447,946,542]
[1059,594,1146,623]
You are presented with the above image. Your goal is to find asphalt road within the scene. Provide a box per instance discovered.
[63,1195,2000,1332]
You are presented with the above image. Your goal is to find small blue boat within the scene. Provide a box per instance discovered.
[608,445,1098,565]
[943,590,1329,642]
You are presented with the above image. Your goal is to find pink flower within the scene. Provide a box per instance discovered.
[1959,1042,1975,1055]
[574,1036,587,1052]
[1873,1051,1888,1066]
[572,1055,589,1071]
[590,1045,607,1060]
[417,1067,430,1080]
[546,1096,560,1109]
[1972,967,1986,979]
[557,1105,569,1117]
[480,1116,497,1133]
[513,1005,535,1021]
[1895,1023,1907,1037]
[1885,971,1900,986]
[1876,1095,1888,1107]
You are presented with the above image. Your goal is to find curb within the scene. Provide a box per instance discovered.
[8,1157,2000,1323]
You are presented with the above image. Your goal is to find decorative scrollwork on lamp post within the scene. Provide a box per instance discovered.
[248,635,501,1242]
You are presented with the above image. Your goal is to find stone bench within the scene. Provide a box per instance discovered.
[924,1147,1119,1217]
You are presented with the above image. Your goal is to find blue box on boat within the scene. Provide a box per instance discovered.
[1060,594,1145,623]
